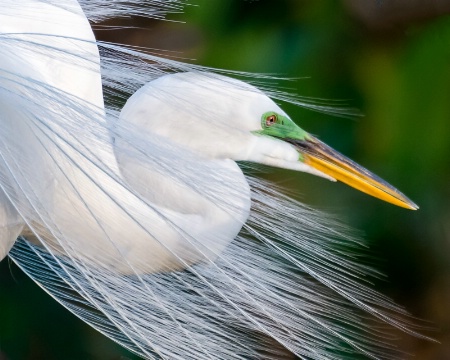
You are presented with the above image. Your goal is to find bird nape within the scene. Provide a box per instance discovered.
[0,1,426,359]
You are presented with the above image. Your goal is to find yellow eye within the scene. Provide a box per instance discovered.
[265,114,277,126]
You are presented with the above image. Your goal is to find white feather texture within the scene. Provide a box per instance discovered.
[0,1,424,359]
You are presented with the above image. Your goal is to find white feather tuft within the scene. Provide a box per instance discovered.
[1,1,426,359]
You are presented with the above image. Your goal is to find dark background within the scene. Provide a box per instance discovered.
[1,1,450,359]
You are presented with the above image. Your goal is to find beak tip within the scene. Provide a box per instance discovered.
[403,199,419,210]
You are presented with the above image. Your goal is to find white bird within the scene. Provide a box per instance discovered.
[0,1,424,359]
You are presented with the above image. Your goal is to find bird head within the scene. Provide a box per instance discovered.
[119,72,417,210]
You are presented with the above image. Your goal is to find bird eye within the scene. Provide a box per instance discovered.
[265,114,277,126]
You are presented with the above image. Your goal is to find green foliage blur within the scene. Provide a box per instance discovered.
[1,1,449,359]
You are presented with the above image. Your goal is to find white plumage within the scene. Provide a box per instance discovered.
[0,1,424,359]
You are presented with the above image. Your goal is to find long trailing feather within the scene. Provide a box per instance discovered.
[1,1,426,359]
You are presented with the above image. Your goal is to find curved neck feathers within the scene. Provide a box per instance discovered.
[0,5,251,273]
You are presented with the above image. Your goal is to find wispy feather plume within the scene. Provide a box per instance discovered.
[0,1,426,359]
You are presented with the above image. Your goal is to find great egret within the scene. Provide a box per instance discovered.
[0,1,424,359]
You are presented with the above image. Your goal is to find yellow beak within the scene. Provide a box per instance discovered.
[290,136,418,210]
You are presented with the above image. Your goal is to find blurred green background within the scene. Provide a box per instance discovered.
[1,0,450,359]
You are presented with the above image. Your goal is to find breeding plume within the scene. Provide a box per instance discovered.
[0,1,422,359]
